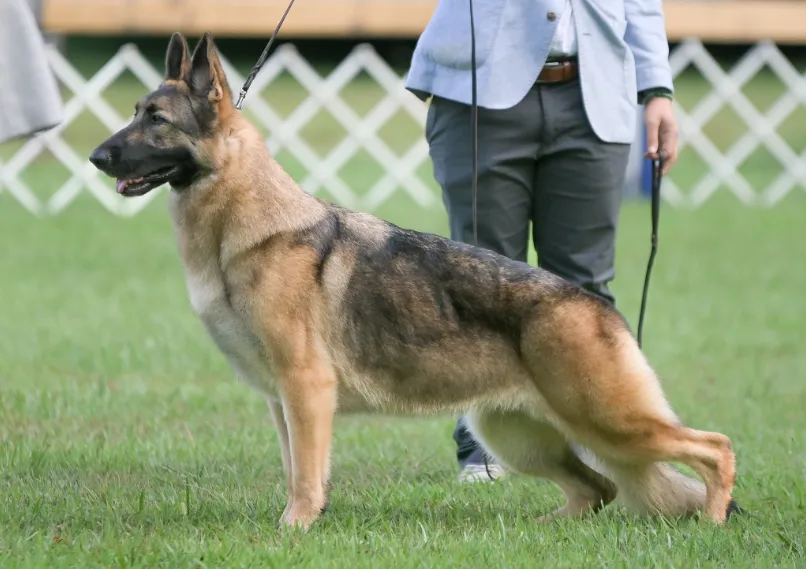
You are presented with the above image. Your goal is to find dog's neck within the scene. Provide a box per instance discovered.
[168,113,328,272]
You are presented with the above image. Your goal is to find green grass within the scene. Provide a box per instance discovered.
[2,41,806,568]
[1,190,805,567]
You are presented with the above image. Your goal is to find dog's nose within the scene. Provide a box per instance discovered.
[89,147,112,168]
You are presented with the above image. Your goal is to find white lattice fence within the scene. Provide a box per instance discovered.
[0,42,434,217]
[1,39,805,216]
[665,39,806,207]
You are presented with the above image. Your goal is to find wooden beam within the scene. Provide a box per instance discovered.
[663,1,806,43]
[40,0,806,43]
[41,1,365,37]
[354,1,437,37]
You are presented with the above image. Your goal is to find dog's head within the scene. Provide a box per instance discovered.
[89,32,233,197]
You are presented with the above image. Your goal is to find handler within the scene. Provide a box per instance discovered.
[405,0,680,483]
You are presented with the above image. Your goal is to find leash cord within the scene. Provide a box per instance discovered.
[469,0,479,247]
[467,0,493,483]
[636,152,664,349]
[234,0,298,111]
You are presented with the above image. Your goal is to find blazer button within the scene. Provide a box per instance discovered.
[547,11,557,21]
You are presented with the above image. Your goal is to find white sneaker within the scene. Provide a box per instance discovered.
[457,463,507,484]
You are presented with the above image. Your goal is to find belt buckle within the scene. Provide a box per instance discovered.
[536,60,564,84]
[536,59,574,84]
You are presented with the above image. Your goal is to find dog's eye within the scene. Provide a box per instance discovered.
[151,114,167,125]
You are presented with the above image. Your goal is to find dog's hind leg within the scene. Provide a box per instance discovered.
[581,374,736,524]
[596,427,736,523]
[465,409,617,521]
[571,437,729,521]
[523,302,737,523]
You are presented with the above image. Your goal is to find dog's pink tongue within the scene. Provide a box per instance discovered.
[116,177,144,194]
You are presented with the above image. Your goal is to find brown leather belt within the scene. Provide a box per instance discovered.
[536,59,578,83]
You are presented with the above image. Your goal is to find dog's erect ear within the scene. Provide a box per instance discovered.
[164,32,191,82]
[189,32,232,105]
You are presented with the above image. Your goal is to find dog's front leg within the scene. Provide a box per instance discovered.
[278,364,336,530]
[267,398,294,514]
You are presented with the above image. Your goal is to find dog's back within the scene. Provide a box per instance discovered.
[296,204,586,413]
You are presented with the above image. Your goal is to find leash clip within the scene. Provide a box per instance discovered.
[235,89,247,111]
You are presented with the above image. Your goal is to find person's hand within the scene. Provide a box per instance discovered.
[644,97,678,175]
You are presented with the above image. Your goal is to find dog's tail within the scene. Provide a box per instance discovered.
[603,457,740,521]
[573,445,709,517]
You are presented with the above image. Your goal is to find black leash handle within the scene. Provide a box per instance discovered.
[636,151,664,349]
[234,0,298,111]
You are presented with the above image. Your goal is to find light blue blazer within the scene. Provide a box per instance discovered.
[404,0,674,144]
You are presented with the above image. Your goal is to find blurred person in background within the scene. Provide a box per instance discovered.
[405,0,679,484]
[0,0,64,144]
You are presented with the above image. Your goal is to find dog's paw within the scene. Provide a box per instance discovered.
[725,498,743,520]
[279,500,325,531]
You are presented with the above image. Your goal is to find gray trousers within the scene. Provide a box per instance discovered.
[425,77,632,468]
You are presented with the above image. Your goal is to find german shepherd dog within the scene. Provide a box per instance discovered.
[89,32,739,530]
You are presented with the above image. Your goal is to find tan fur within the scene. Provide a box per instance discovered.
[95,33,738,531]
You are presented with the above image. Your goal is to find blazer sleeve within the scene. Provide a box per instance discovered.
[624,0,674,94]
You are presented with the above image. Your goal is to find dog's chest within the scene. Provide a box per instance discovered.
[185,266,279,397]
[170,195,279,397]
